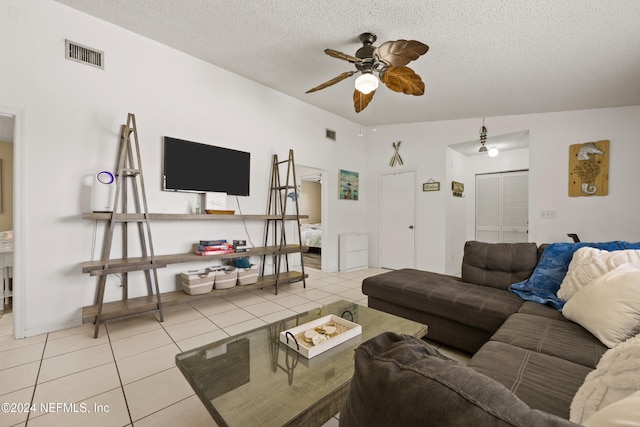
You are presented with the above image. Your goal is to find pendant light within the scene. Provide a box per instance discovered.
[479,117,488,153]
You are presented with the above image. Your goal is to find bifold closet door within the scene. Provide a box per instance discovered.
[476,171,528,243]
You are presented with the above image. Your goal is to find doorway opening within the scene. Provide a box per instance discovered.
[0,113,15,332]
[297,166,325,271]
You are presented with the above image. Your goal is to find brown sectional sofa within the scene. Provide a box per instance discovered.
[355,241,607,422]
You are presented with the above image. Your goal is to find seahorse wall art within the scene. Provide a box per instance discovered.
[568,140,609,197]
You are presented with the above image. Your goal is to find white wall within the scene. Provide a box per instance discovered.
[527,107,640,243]
[444,147,468,276]
[0,0,368,336]
[366,106,640,273]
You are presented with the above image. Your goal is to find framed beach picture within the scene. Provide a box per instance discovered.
[339,169,359,200]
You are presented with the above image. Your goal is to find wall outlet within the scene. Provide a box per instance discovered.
[540,210,557,219]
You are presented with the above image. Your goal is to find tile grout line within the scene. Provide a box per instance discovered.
[186,300,235,326]
[183,301,238,340]
[125,309,204,423]
[130,394,198,426]
[214,298,265,332]
[24,332,50,426]
[156,309,182,351]
[156,304,220,352]
[151,302,266,350]
[105,325,134,426]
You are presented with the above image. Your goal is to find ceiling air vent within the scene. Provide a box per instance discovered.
[65,39,104,70]
[325,129,336,142]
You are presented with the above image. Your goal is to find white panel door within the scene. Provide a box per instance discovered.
[380,171,415,269]
[475,171,528,243]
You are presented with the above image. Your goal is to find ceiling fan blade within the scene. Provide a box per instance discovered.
[353,89,375,113]
[380,66,425,95]
[376,40,429,67]
[306,71,356,93]
[324,49,364,63]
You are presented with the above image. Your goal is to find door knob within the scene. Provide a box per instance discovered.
[409,225,414,229]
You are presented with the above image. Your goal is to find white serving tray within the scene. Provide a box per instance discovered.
[279,314,362,359]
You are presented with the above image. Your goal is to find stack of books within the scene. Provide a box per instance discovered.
[233,239,249,253]
[195,239,234,256]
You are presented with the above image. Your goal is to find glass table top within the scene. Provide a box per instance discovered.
[176,300,427,427]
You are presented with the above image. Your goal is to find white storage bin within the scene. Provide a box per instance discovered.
[181,269,215,295]
[214,267,238,289]
[237,264,258,286]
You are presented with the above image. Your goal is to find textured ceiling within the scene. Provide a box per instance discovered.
[54,0,640,126]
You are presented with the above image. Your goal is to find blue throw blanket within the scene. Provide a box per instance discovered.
[508,241,640,310]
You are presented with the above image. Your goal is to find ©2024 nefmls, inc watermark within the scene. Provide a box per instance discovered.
[2,401,110,415]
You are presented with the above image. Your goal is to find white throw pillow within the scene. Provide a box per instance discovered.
[582,390,640,427]
[558,247,640,301]
[562,263,640,348]
[569,334,640,424]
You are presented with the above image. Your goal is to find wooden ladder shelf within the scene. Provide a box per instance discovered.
[91,113,163,337]
[261,149,306,294]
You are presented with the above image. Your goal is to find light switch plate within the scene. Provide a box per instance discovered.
[540,210,557,219]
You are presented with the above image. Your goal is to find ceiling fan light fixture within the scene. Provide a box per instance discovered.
[478,145,488,153]
[307,33,428,112]
[355,72,378,94]
[488,147,499,157]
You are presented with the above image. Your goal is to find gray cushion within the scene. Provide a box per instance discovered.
[490,313,606,368]
[468,341,593,419]
[339,332,578,427]
[462,241,539,290]
[362,268,524,333]
[367,297,494,353]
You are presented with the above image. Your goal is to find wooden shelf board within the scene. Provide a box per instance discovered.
[82,271,307,324]
[82,245,307,274]
[82,212,308,221]
[87,261,168,276]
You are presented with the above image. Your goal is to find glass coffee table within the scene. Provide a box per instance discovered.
[176,300,427,427]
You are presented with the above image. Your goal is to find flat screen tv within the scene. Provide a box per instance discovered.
[163,136,250,196]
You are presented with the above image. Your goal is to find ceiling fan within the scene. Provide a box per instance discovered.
[306,32,429,113]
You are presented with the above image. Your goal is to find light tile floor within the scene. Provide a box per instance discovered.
[0,267,470,427]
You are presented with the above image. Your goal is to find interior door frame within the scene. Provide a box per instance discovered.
[378,168,416,269]
[1,105,24,339]
[319,170,328,272]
